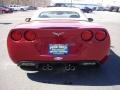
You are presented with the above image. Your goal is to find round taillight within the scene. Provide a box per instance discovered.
[95,31,107,41]
[11,31,22,41]
[24,31,36,41]
[81,30,93,41]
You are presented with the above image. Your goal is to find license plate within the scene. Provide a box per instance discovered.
[49,44,68,55]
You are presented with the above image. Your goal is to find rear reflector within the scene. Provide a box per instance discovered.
[95,31,107,41]
[24,31,36,41]
[81,30,93,41]
[11,31,22,41]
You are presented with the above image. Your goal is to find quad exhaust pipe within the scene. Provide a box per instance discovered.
[42,66,47,70]
[19,61,99,71]
[65,64,76,71]
[42,64,76,71]
[42,64,53,71]
[71,66,76,71]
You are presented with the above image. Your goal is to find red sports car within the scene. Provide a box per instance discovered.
[7,7,110,71]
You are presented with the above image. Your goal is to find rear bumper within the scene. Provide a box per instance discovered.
[7,40,110,63]
[18,60,100,65]
[18,60,100,71]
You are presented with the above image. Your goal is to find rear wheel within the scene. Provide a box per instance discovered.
[88,10,92,13]
[116,7,119,12]
[93,62,100,68]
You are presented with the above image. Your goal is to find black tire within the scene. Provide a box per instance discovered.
[20,8,24,11]
[116,8,119,12]
[88,10,92,13]
[94,62,101,68]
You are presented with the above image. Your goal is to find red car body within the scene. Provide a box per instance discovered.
[0,6,13,14]
[7,7,110,71]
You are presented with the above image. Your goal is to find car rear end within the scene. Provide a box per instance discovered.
[7,21,110,71]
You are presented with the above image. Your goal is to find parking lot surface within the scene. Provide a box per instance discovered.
[0,11,120,90]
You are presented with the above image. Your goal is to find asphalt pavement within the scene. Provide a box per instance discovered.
[0,10,120,90]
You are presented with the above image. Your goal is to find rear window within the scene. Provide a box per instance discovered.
[39,11,80,18]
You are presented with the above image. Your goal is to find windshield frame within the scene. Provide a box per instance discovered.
[31,7,88,21]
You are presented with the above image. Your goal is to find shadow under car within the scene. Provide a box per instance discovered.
[27,50,120,86]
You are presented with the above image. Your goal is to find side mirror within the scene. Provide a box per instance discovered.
[88,18,93,22]
[25,18,31,22]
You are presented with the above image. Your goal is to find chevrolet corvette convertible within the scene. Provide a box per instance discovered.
[7,7,110,71]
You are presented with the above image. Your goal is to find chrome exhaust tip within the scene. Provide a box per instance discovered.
[42,66,47,70]
[71,66,76,71]
[48,65,53,71]
[65,65,71,71]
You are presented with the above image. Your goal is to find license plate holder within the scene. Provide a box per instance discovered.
[49,44,68,55]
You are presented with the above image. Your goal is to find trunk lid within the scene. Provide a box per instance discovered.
[35,27,84,55]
